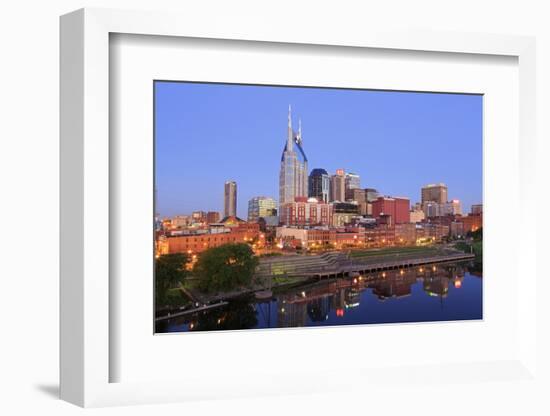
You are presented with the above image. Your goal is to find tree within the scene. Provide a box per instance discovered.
[155,253,190,307]
[193,243,259,293]
[470,227,483,241]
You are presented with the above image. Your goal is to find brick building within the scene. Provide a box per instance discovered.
[160,222,260,254]
[279,197,333,227]
[372,196,410,224]
[459,213,483,233]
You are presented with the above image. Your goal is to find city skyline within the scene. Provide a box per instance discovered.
[155,81,482,218]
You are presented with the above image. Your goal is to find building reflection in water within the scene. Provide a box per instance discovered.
[158,261,475,332]
[276,262,469,325]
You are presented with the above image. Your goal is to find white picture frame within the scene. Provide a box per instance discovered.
[60,7,539,408]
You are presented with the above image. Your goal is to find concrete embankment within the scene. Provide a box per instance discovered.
[255,249,475,279]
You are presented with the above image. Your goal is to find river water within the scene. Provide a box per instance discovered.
[155,261,482,333]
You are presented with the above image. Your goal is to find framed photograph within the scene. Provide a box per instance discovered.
[153,82,483,334]
[60,8,539,408]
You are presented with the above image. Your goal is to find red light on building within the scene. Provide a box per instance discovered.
[336,308,344,317]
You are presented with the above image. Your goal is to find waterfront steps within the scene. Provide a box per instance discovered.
[256,250,475,278]
[256,251,351,277]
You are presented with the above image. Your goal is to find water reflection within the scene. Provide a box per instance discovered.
[156,261,482,333]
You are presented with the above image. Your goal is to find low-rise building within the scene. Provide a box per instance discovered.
[364,224,395,247]
[450,221,465,238]
[395,223,417,245]
[416,223,450,241]
[279,197,333,227]
[171,215,192,228]
[192,211,207,224]
[459,213,483,233]
[332,202,360,226]
[160,221,260,254]
[471,204,483,215]
[206,211,220,224]
[276,226,365,249]
[276,227,308,246]
[409,209,425,223]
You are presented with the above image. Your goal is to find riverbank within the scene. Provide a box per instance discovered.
[156,260,483,333]
[454,240,482,263]
[172,247,474,306]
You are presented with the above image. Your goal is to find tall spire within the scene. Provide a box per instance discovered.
[287,104,293,151]
[297,118,302,144]
[288,104,292,127]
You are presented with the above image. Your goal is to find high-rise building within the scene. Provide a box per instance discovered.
[421,183,448,205]
[345,172,361,193]
[224,181,237,218]
[372,196,410,224]
[330,169,346,202]
[308,168,330,203]
[279,106,308,207]
[247,196,277,222]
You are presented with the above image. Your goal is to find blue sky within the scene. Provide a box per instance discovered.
[155,82,482,219]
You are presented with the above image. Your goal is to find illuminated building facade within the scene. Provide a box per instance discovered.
[332,202,360,226]
[279,197,333,227]
[279,106,308,207]
[460,213,483,233]
[247,196,277,222]
[160,221,260,254]
[395,223,417,244]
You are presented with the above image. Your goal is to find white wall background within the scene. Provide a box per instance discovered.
[1,1,548,414]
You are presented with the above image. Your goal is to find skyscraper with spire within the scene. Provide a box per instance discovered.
[279,105,308,208]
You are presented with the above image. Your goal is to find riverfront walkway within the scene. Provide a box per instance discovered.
[155,301,228,322]
[255,248,475,280]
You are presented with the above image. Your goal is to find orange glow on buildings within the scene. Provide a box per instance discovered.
[159,222,260,254]
[459,213,483,233]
